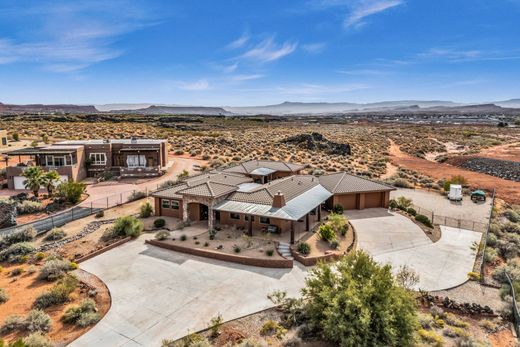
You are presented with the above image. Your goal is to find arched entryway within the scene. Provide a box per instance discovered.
[187,202,209,222]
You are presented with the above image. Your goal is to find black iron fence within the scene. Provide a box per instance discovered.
[478,189,496,281]
[411,204,488,233]
[506,273,520,337]
[0,188,152,237]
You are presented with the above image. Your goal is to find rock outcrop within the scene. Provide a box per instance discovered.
[281,132,351,156]
[0,201,17,229]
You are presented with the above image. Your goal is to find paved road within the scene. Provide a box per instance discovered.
[347,208,482,291]
[70,235,308,347]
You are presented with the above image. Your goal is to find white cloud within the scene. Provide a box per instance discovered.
[227,33,250,50]
[419,48,481,61]
[229,74,265,82]
[174,79,210,91]
[344,0,403,28]
[241,38,298,63]
[337,68,388,75]
[302,42,326,54]
[276,82,368,96]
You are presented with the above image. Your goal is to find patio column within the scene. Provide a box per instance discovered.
[248,215,253,236]
[208,207,214,230]
[182,199,189,222]
[290,221,295,244]
[305,213,310,231]
[317,206,322,221]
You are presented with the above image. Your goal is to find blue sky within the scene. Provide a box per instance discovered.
[1,0,520,106]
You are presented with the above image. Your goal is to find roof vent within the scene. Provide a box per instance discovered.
[130,137,137,144]
[103,139,110,144]
[272,191,286,208]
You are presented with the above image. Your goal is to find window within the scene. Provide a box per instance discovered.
[230,213,240,220]
[1,138,6,145]
[171,200,179,210]
[260,216,270,224]
[245,215,255,222]
[126,154,146,168]
[90,153,107,165]
[161,199,170,208]
[45,155,65,167]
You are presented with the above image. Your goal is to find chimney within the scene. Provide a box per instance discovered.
[272,190,286,208]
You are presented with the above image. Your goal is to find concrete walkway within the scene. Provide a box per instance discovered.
[70,235,308,347]
[347,209,482,291]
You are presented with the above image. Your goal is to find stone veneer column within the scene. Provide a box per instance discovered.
[208,207,214,230]
[182,199,189,222]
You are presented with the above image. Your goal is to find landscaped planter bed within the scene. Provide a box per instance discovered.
[76,237,132,263]
[146,239,293,268]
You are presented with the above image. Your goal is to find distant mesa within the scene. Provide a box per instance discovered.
[281,132,351,156]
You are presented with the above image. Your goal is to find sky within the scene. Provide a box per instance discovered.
[0,0,520,106]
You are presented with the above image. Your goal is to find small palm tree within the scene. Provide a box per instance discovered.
[42,170,61,196]
[21,166,44,198]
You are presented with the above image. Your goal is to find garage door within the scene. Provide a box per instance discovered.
[335,194,357,210]
[365,192,383,208]
[13,175,69,190]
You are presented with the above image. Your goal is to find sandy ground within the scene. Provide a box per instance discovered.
[478,142,520,163]
[388,140,520,204]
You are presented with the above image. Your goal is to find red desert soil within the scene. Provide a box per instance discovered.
[478,142,520,163]
[488,328,517,347]
[388,140,520,204]
[0,264,110,346]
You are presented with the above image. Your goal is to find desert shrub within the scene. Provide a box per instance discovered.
[415,214,433,228]
[327,213,348,235]
[10,267,24,276]
[395,265,420,290]
[479,319,497,332]
[266,249,274,257]
[233,245,241,253]
[418,329,444,347]
[23,332,53,347]
[208,314,223,337]
[2,315,25,333]
[444,312,469,328]
[318,224,335,241]
[330,240,339,249]
[332,204,343,214]
[407,207,417,216]
[16,200,44,215]
[496,239,520,259]
[0,227,36,248]
[154,218,166,228]
[237,339,264,347]
[0,289,8,304]
[467,271,480,281]
[38,258,74,281]
[162,333,211,347]
[443,175,468,191]
[112,216,143,238]
[95,210,104,218]
[492,260,520,284]
[396,196,413,210]
[140,201,153,218]
[208,229,217,240]
[33,275,78,309]
[44,227,66,241]
[25,309,52,332]
[484,247,499,264]
[443,326,469,338]
[127,190,146,202]
[302,251,417,347]
[454,336,489,347]
[0,242,35,262]
[392,178,413,188]
[486,233,497,247]
[57,180,86,204]
[155,231,170,241]
[504,209,520,223]
[62,299,100,327]
[260,320,287,338]
[180,234,187,241]
[502,222,520,234]
[297,242,311,255]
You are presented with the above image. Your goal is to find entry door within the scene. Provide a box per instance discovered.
[200,204,209,220]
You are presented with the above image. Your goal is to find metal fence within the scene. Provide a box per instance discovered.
[412,204,488,233]
[0,188,152,237]
[479,189,496,281]
[506,273,520,337]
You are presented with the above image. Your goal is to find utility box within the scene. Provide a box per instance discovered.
[448,184,463,201]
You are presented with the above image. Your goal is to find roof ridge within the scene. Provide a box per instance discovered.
[329,172,346,193]
[206,181,215,197]
[340,171,396,190]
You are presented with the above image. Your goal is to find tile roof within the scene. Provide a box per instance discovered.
[223,160,305,175]
[177,181,238,198]
[319,172,395,194]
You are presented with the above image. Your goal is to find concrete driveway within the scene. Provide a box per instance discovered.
[70,236,308,347]
[347,209,482,291]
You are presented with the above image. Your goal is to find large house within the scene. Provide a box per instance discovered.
[152,160,394,243]
[5,138,168,189]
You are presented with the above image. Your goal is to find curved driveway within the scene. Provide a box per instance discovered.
[347,209,483,291]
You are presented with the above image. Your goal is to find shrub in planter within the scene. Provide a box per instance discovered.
[330,240,340,250]
[388,199,398,210]
[332,204,344,214]
[396,196,412,210]
[297,242,311,255]
[34,275,78,309]
[139,201,153,218]
[38,258,74,281]
[25,309,52,332]
[266,249,274,257]
[407,208,417,216]
[208,229,217,240]
[153,218,166,228]
[112,216,143,238]
[0,242,35,263]
[318,224,335,241]
[57,181,86,204]
[44,227,66,241]
[180,234,187,241]
[415,214,433,228]
[233,245,241,253]
[155,231,170,241]
[62,298,100,327]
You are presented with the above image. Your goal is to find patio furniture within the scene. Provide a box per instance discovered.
[471,190,486,203]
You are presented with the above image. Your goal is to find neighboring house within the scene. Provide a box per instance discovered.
[152,160,394,243]
[5,137,168,189]
[0,130,8,148]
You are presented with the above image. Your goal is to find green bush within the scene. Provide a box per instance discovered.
[155,231,170,241]
[297,242,311,255]
[23,332,53,347]
[140,201,153,218]
[415,214,433,228]
[0,227,36,248]
[330,240,340,249]
[25,309,52,333]
[0,242,35,263]
[389,199,398,209]
[33,275,78,309]
[504,209,520,223]
[233,245,241,253]
[266,249,274,257]
[0,289,9,304]
[44,227,66,241]
[16,200,44,215]
[418,329,444,347]
[112,216,143,238]
[332,204,344,214]
[95,210,105,218]
[407,207,417,216]
[396,196,412,210]
[62,298,100,327]
[318,224,335,241]
[57,180,86,204]
[38,258,74,281]
[180,234,187,241]
[443,175,468,192]
[154,218,166,228]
